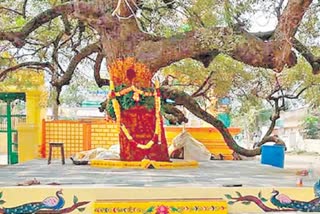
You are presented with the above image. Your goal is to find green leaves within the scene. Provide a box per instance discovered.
[181,24,192,32]
[303,115,320,139]
[258,191,268,202]
[78,207,86,212]
[189,0,218,28]
[170,206,180,212]
[241,201,251,205]
[0,192,5,205]
[121,91,135,110]
[15,16,26,27]
[144,206,154,214]
[106,85,158,119]
[73,195,86,212]
[225,194,232,199]
[223,0,233,27]
[0,69,44,92]
[73,195,78,204]
[227,201,235,205]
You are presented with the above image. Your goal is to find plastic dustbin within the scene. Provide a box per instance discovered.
[261,144,285,168]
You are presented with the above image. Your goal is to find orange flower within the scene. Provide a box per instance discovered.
[108,58,152,88]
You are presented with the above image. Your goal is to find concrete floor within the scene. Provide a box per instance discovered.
[0,156,317,188]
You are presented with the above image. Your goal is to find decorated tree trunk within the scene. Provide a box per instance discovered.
[120,106,169,161]
[107,58,170,162]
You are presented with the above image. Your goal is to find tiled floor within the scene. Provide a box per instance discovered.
[0,157,317,188]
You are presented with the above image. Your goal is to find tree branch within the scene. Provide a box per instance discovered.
[275,0,285,20]
[271,0,312,71]
[192,70,215,97]
[161,87,261,157]
[137,0,311,74]
[283,87,309,99]
[0,61,53,81]
[191,50,220,68]
[0,2,116,48]
[274,0,311,39]
[94,53,110,87]
[52,42,100,87]
[0,6,23,16]
[22,0,28,18]
[162,104,188,124]
[253,31,320,75]
[293,38,320,74]
[35,201,90,214]
[269,86,309,100]
[258,135,287,149]
[229,195,295,212]
[258,85,309,147]
[138,28,296,74]
[0,3,74,48]
[61,15,72,35]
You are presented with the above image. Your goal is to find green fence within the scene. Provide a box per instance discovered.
[0,93,26,164]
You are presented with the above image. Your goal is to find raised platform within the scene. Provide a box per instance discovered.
[90,159,199,169]
[0,157,318,213]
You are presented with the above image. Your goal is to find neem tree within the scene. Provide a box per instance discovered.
[0,0,319,158]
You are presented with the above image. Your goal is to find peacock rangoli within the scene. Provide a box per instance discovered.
[226,187,320,212]
[0,189,89,214]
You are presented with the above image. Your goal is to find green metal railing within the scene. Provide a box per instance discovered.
[0,93,26,164]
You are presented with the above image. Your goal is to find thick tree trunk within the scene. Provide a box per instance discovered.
[95,13,169,161]
[106,58,170,161]
[101,12,171,162]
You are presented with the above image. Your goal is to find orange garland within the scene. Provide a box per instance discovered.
[114,85,154,98]
[112,80,161,150]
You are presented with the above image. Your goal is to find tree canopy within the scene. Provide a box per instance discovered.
[0,0,320,157]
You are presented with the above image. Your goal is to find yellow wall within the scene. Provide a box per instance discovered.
[17,124,39,163]
[0,133,7,153]
[17,90,46,163]
[42,120,120,158]
[165,127,241,160]
[42,120,240,160]
[0,186,316,213]
[91,122,119,149]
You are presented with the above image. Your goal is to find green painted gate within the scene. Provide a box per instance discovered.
[0,93,26,164]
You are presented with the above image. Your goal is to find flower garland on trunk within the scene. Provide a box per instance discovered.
[107,80,162,150]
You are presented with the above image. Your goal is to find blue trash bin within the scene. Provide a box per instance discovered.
[261,145,285,168]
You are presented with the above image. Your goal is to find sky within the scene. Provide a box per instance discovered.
[249,11,278,32]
